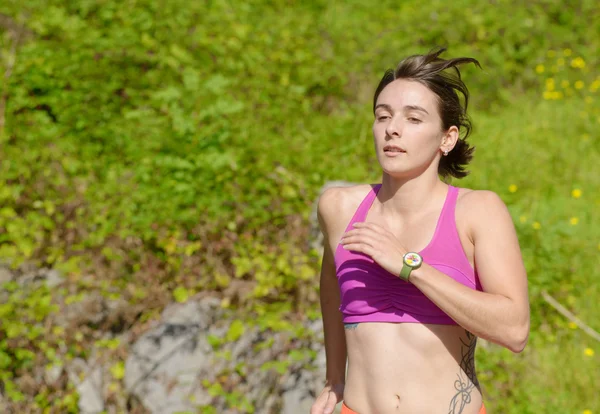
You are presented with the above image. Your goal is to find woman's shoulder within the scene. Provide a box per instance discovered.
[454,187,512,232]
[455,187,507,209]
[317,183,376,233]
[318,183,375,212]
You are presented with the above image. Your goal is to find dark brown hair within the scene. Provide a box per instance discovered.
[373,47,481,179]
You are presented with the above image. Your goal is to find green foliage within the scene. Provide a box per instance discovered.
[0,0,599,412]
[110,361,125,380]
[260,360,290,375]
[173,286,191,303]
[231,241,317,300]
[225,320,245,342]
[200,379,254,413]
[0,282,60,404]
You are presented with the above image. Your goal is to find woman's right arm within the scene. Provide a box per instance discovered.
[319,241,347,387]
[311,188,347,413]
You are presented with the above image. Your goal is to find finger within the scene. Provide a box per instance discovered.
[317,390,338,414]
[342,228,367,237]
[323,391,337,414]
[310,393,327,414]
[340,234,359,244]
[340,234,378,248]
[342,243,374,256]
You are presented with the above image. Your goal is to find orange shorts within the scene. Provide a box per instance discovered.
[341,402,487,413]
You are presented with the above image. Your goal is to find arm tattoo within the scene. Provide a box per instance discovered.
[448,331,479,414]
[344,323,359,330]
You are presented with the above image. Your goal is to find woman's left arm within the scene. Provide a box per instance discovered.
[409,190,530,353]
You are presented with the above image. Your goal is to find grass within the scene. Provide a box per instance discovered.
[464,98,599,413]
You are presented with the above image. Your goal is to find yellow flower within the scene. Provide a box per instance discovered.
[570,217,579,226]
[582,410,592,414]
[561,80,570,88]
[519,215,527,224]
[575,80,585,89]
[546,78,555,90]
[557,57,565,66]
[584,348,595,357]
[570,57,586,68]
[535,64,545,74]
[532,222,541,230]
[563,48,572,56]
[551,91,563,100]
[547,50,556,58]
[585,96,593,104]
[572,189,582,198]
[509,184,518,193]
[543,91,552,100]
[568,321,578,329]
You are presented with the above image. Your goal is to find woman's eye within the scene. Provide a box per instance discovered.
[408,117,422,123]
[377,115,390,121]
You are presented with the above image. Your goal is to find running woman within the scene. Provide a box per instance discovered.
[311,48,530,414]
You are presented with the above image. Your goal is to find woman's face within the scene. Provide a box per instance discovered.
[372,79,448,178]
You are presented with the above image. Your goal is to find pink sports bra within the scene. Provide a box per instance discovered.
[334,184,482,325]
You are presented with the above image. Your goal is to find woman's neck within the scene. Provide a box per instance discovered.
[377,173,448,219]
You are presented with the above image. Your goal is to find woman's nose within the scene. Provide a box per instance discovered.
[385,116,402,137]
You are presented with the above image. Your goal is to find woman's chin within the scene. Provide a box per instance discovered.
[380,166,411,178]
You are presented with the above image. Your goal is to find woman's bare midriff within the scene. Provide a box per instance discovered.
[343,322,482,414]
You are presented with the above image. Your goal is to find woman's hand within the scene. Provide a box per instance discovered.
[340,222,407,277]
[311,383,344,414]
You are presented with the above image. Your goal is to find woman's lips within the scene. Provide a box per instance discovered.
[383,145,406,156]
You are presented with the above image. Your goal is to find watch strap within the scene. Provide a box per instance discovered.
[399,264,412,282]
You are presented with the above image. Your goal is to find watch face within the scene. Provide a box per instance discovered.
[404,252,422,268]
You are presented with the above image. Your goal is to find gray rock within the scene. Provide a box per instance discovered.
[44,268,65,288]
[124,297,334,414]
[67,358,105,414]
[78,367,105,414]
[0,265,13,285]
[125,300,218,414]
[281,369,316,414]
[0,390,9,414]
[44,362,64,385]
[6,264,64,289]
[62,291,106,327]
[280,344,334,414]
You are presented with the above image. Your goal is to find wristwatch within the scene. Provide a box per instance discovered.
[399,252,423,282]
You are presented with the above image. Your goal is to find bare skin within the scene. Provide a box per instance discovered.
[317,184,484,414]
[311,79,529,414]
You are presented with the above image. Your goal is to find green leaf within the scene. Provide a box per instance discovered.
[110,361,125,380]
[0,351,11,369]
[173,287,189,303]
[226,320,245,342]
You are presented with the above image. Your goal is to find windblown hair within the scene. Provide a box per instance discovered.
[373,47,481,179]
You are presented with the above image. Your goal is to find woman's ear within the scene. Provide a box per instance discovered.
[440,125,460,154]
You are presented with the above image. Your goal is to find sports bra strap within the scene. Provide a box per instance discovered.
[344,184,381,232]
